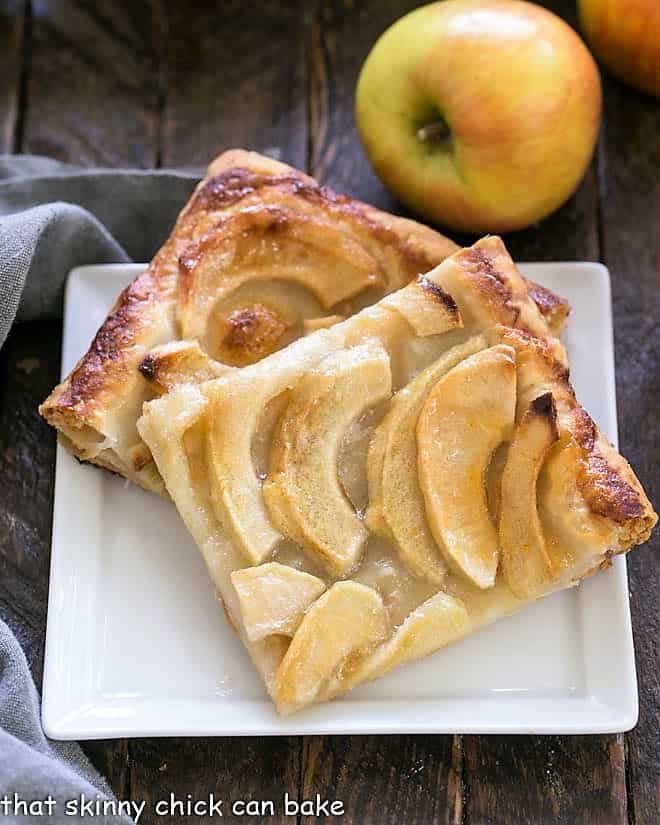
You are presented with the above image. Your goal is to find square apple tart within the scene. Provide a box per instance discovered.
[136,236,656,716]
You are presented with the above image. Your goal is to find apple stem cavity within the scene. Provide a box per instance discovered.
[416,117,451,147]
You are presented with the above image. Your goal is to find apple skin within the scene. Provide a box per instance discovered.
[355,0,602,234]
[579,0,660,98]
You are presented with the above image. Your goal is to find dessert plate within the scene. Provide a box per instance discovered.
[42,261,638,738]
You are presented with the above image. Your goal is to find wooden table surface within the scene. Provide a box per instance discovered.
[0,1,657,823]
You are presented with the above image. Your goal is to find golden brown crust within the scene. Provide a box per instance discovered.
[454,237,568,366]
[497,325,656,545]
[525,279,571,335]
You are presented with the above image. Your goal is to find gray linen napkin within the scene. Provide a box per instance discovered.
[0,155,203,820]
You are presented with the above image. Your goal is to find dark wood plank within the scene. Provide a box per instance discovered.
[160,0,309,169]
[0,322,60,678]
[21,0,161,165]
[0,0,25,152]
[464,735,627,825]
[128,737,300,824]
[127,1,309,811]
[310,0,419,207]
[301,735,463,825]
[597,75,660,825]
[80,739,130,797]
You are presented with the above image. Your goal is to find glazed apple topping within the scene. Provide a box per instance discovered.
[500,393,559,598]
[366,336,486,584]
[135,236,655,717]
[264,342,392,575]
[416,345,517,589]
[231,562,326,642]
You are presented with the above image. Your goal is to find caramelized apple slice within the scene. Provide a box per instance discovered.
[207,332,342,567]
[273,581,389,715]
[204,279,323,366]
[231,562,326,642]
[539,438,614,580]
[179,206,385,341]
[500,394,559,598]
[139,340,230,394]
[366,336,486,583]
[417,345,517,589]
[381,275,462,336]
[356,591,468,683]
[264,342,392,575]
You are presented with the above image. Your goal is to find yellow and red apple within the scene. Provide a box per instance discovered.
[356,0,602,233]
[579,0,660,98]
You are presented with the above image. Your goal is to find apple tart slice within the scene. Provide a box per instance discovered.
[137,236,656,715]
[40,149,570,495]
[39,149,459,494]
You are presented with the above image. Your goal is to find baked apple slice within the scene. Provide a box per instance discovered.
[207,332,342,567]
[500,393,559,598]
[356,591,468,683]
[417,345,517,589]
[366,335,486,583]
[139,339,230,393]
[273,581,389,715]
[178,205,386,343]
[380,275,462,336]
[539,437,614,579]
[231,562,326,642]
[264,342,392,575]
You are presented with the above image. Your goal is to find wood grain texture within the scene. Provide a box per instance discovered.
[0,0,25,152]
[0,322,60,679]
[159,0,309,169]
[597,75,660,825]
[128,737,300,824]
[464,735,627,825]
[301,735,463,825]
[21,0,161,165]
[80,739,130,801]
[310,0,418,208]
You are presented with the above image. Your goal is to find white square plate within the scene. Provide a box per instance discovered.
[42,262,638,738]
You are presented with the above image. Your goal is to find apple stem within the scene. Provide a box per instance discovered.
[417,119,451,145]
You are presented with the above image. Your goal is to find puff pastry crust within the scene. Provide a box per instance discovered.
[39,150,568,494]
[137,236,656,716]
[39,150,459,492]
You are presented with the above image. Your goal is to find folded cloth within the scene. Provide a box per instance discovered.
[0,619,134,823]
[0,154,201,346]
[0,154,202,819]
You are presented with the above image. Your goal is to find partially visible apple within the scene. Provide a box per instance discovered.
[579,0,660,98]
[355,0,602,234]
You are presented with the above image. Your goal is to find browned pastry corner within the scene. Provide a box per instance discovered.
[39,149,568,494]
